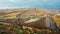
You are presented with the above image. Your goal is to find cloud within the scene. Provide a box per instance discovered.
[9,0,16,2]
[0,0,60,9]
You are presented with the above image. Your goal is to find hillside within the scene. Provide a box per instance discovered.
[0,8,60,29]
[0,8,55,19]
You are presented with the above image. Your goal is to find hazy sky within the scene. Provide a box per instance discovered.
[0,0,60,9]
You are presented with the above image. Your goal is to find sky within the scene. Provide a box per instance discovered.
[0,0,60,9]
